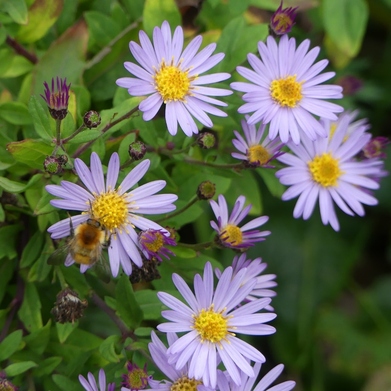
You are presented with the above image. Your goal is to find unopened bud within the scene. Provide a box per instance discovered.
[197,132,216,149]
[129,141,147,161]
[197,181,216,200]
[44,155,64,175]
[51,288,88,324]
[83,110,101,128]
[270,1,298,36]
[122,362,150,391]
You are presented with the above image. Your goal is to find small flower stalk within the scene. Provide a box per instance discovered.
[41,77,71,120]
[51,288,88,324]
[270,1,298,36]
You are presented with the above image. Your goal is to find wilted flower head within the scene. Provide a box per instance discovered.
[122,362,150,391]
[51,288,88,324]
[210,194,270,249]
[79,368,115,391]
[139,229,176,262]
[270,1,298,36]
[46,152,177,277]
[232,117,284,167]
[116,21,232,137]
[41,77,71,120]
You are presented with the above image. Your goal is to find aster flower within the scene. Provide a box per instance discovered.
[270,1,298,36]
[157,262,277,388]
[275,114,384,231]
[139,229,176,262]
[217,362,295,391]
[216,253,277,311]
[41,77,71,120]
[116,21,232,137]
[46,152,178,277]
[232,117,285,167]
[210,194,270,249]
[79,368,115,391]
[135,331,214,391]
[122,362,150,391]
[231,35,343,145]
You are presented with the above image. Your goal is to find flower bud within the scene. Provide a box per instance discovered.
[122,362,150,391]
[362,137,389,159]
[197,131,216,149]
[197,180,216,200]
[51,288,88,324]
[129,141,147,161]
[270,1,298,36]
[83,110,101,128]
[44,155,64,175]
[40,77,70,120]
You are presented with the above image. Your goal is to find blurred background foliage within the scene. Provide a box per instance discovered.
[0,0,390,390]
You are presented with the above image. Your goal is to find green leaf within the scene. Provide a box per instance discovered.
[24,320,51,354]
[257,168,285,198]
[0,101,32,125]
[99,335,123,363]
[7,139,53,169]
[0,173,42,194]
[16,0,64,43]
[323,0,368,59]
[0,330,23,361]
[143,0,181,36]
[84,11,121,47]
[18,282,42,332]
[56,322,77,344]
[0,259,14,304]
[52,374,79,390]
[0,51,33,78]
[4,361,38,376]
[28,95,53,141]
[115,275,143,329]
[121,0,144,22]
[134,290,163,320]
[0,224,22,260]
[20,230,45,268]
[67,129,100,144]
[33,356,62,377]
[1,0,28,24]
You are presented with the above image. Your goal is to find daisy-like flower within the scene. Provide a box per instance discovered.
[122,362,150,391]
[232,117,284,167]
[157,262,277,388]
[210,195,270,249]
[116,21,232,137]
[275,114,384,231]
[46,152,177,277]
[79,368,115,391]
[135,331,214,391]
[41,77,71,120]
[217,362,295,391]
[216,253,277,311]
[139,228,176,262]
[231,35,343,145]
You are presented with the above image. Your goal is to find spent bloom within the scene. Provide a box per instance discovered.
[216,253,277,311]
[46,152,177,277]
[116,21,232,137]
[210,194,270,249]
[217,363,295,391]
[157,262,276,388]
[232,117,285,167]
[231,35,343,145]
[122,362,150,391]
[79,368,115,391]
[276,114,384,231]
[41,77,71,120]
[270,1,298,36]
[139,229,176,262]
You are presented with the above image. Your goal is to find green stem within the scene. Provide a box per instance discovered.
[156,195,199,223]
[72,105,140,158]
[160,140,198,155]
[177,241,214,251]
[62,124,87,144]
[55,266,68,289]
[184,157,244,170]
[52,119,63,155]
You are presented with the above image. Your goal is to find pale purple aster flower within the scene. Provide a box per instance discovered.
[217,363,295,391]
[157,262,277,388]
[216,253,277,311]
[231,35,343,145]
[139,228,176,262]
[275,114,383,231]
[46,152,177,277]
[79,368,115,391]
[116,20,232,137]
[232,116,284,167]
[135,331,214,391]
[210,194,271,249]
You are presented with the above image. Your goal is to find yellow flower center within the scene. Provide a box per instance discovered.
[270,75,303,108]
[144,232,164,252]
[125,368,148,390]
[248,145,270,165]
[272,14,294,32]
[193,306,230,343]
[308,153,343,187]
[171,376,202,391]
[91,191,129,232]
[220,224,243,246]
[154,62,194,103]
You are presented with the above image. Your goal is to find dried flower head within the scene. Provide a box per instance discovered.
[51,288,88,324]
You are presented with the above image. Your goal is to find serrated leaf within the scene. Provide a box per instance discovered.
[99,335,122,363]
[4,361,37,376]
[0,101,32,125]
[7,139,53,169]
[116,275,143,329]
[18,282,42,332]
[0,330,23,361]
[1,0,28,24]
[28,95,53,141]
[143,0,181,36]
[16,0,64,43]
